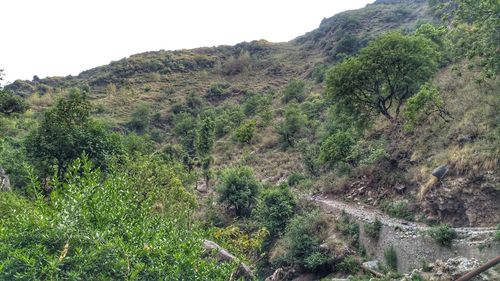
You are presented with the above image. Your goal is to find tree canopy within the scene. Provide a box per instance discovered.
[326,32,439,121]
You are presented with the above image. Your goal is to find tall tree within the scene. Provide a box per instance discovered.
[326,32,439,121]
[196,115,215,187]
[25,90,120,179]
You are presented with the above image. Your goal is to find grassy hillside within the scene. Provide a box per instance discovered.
[1,0,499,279]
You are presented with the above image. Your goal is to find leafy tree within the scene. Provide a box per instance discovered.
[0,90,28,115]
[217,166,261,217]
[254,184,296,237]
[25,90,121,179]
[277,103,306,148]
[197,115,215,186]
[283,79,306,103]
[403,84,450,131]
[326,32,439,121]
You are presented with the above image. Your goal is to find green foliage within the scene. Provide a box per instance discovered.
[283,79,306,103]
[364,217,382,240]
[206,82,231,101]
[25,90,122,179]
[428,224,457,247]
[311,64,328,83]
[496,224,500,242]
[287,172,306,187]
[337,256,360,274]
[450,0,500,76]
[174,113,198,170]
[254,184,296,237]
[404,84,449,131]
[217,166,261,217]
[384,246,398,271]
[348,138,389,166]
[277,103,306,148]
[280,211,330,272]
[235,119,256,143]
[326,31,439,121]
[0,156,232,280]
[197,115,215,184]
[0,90,28,115]
[243,92,272,116]
[320,130,356,167]
[380,201,414,221]
[0,139,31,189]
[336,211,360,245]
[127,103,151,133]
[297,140,321,176]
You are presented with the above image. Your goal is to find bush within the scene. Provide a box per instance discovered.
[235,120,256,143]
[283,79,306,103]
[428,224,457,247]
[320,130,356,166]
[336,211,360,247]
[217,166,261,217]
[127,103,151,133]
[384,246,398,271]
[380,201,414,221]
[254,185,296,237]
[0,157,232,280]
[277,103,306,148]
[279,211,330,272]
[287,172,306,187]
[337,256,360,274]
[364,217,382,240]
[0,90,28,115]
[206,82,231,101]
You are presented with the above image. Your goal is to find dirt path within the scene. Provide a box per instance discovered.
[310,195,497,238]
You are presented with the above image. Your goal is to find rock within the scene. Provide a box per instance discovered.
[265,268,288,281]
[394,184,406,192]
[362,260,380,271]
[0,168,11,192]
[196,180,208,193]
[202,239,254,280]
[432,164,449,179]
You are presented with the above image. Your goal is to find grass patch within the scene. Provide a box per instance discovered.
[380,201,414,221]
[364,217,382,240]
[384,246,398,271]
[427,224,457,247]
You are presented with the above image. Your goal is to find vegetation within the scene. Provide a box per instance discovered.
[217,166,261,217]
[254,184,296,237]
[384,246,398,271]
[364,217,382,240]
[428,224,457,247]
[0,90,28,115]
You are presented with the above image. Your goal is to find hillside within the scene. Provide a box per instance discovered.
[1,0,499,280]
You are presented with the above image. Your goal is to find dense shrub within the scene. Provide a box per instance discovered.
[277,103,306,148]
[0,157,233,280]
[337,256,360,274]
[235,120,256,143]
[336,211,360,246]
[127,103,151,133]
[380,201,414,221]
[217,166,261,217]
[287,172,306,187]
[0,90,28,115]
[254,184,296,237]
[206,82,231,101]
[428,224,457,247]
[364,217,382,240]
[283,79,306,103]
[320,130,356,166]
[279,211,330,272]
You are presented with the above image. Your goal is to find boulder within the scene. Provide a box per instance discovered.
[362,260,380,272]
[0,168,11,192]
[432,164,449,179]
[202,239,254,280]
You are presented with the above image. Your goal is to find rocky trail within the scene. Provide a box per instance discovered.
[311,194,497,240]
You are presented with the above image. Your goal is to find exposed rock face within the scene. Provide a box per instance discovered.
[202,239,254,280]
[0,168,11,192]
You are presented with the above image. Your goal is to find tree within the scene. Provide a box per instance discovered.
[235,119,256,143]
[174,113,198,171]
[0,90,28,115]
[277,103,306,148]
[283,79,306,103]
[254,185,296,237]
[326,32,439,121]
[217,166,261,217]
[25,90,121,179]
[197,115,215,186]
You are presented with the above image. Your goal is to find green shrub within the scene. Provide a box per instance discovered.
[380,201,414,221]
[364,217,382,240]
[336,211,360,246]
[320,130,356,166]
[384,246,398,271]
[277,103,306,148]
[496,224,500,242]
[337,256,360,274]
[235,120,256,143]
[254,184,296,237]
[243,92,272,116]
[287,172,306,187]
[217,166,261,217]
[280,210,330,272]
[283,79,306,103]
[428,224,457,247]
[206,82,231,101]
[127,103,151,133]
[0,90,28,115]
[0,157,233,280]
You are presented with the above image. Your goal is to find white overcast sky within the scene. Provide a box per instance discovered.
[1,0,373,84]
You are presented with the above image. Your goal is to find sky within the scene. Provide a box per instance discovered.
[1,0,374,84]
